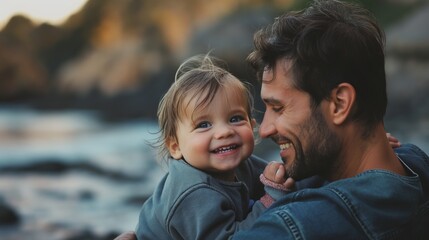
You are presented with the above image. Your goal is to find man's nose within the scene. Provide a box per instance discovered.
[259,116,276,139]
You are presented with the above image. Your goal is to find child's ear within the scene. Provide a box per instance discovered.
[167,138,182,159]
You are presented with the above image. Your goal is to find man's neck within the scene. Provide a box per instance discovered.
[329,124,406,180]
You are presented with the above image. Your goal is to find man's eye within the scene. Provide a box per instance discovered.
[196,121,211,129]
[272,106,283,113]
[230,115,245,123]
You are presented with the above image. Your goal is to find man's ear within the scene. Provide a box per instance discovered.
[167,138,182,159]
[328,83,356,125]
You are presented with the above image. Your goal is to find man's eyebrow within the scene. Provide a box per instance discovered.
[262,97,282,105]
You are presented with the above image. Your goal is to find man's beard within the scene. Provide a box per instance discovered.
[287,107,341,180]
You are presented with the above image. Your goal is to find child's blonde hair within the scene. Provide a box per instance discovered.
[156,54,254,161]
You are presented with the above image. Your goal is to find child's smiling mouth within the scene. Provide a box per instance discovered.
[211,144,239,154]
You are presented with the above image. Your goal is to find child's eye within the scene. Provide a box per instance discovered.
[230,115,245,123]
[196,121,211,129]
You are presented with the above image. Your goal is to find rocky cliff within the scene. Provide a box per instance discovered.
[0,0,427,122]
[385,2,429,123]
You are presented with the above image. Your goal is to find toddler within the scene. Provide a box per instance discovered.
[135,54,290,240]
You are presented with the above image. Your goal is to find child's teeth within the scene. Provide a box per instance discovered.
[214,145,237,153]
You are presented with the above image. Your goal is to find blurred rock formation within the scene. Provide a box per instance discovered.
[385,2,429,122]
[0,0,427,122]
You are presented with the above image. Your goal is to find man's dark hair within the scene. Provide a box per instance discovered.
[248,0,386,136]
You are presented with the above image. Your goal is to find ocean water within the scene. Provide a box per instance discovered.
[0,107,427,239]
[0,108,165,239]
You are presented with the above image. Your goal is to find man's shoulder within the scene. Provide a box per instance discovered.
[395,143,429,164]
[264,173,422,238]
[395,143,428,156]
[262,187,364,238]
[269,186,345,215]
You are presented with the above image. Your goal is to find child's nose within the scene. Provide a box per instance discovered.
[214,124,234,139]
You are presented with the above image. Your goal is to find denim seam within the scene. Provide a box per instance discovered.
[329,187,373,240]
[276,209,304,240]
[355,169,419,185]
[397,144,429,169]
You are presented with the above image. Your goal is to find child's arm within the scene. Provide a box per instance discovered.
[258,161,295,208]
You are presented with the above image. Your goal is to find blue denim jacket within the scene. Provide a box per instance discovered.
[233,144,429,240]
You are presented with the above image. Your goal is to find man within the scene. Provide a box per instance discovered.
[233,0,429,238]
[115,0,429,239]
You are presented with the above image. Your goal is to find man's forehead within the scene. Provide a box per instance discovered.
[260,61,298,104]
[262,58,294,83]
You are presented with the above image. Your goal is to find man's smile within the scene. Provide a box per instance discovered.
[280,143,292,150]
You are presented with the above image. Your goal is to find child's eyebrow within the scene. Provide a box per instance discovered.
[230,107,248,114]
[191,113,210,123]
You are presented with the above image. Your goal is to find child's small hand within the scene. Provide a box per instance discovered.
[263,161,295,189]
[259,161,296,208]
[386,132,401,148]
